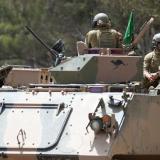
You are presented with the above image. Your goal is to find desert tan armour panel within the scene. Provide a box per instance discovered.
[96,55,143,83]
[5,68,51,87]
[110,94,160,158]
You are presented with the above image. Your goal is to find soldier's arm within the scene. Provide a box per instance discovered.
[85,32,90,48]
[85,30,98,48]
[85,31,93,48]
[116,32,123,48]
[143,54,150,76]
[143,54,159,82]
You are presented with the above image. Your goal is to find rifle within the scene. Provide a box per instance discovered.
[25,26,61,66]
[132,17,154,46]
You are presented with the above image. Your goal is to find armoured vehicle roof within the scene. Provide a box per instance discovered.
[0,85,159,159]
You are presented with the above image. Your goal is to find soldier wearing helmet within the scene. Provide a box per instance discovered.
[85,13,122,48]
[143,33,160,89]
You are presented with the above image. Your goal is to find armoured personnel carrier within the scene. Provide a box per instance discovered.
[0,17,160,160]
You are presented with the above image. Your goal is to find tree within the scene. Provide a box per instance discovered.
[0,0,159,66]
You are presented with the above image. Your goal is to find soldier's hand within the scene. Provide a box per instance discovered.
[148,73,159,82]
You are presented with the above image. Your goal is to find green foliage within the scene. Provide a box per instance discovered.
[0,0,159,66]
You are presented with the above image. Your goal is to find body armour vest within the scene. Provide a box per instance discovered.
[97,29,118,48]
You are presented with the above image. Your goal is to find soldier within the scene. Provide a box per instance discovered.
[85,13,122,48]
[143,33,160,89]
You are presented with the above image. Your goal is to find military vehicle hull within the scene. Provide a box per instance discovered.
[4,54,143,88]
[0,16,155,160]
[0,86,159,160]
[5,67,52,87]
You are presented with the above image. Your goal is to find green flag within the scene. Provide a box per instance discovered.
[123,11,134,45]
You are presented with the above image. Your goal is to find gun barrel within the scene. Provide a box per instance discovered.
[25,26,58,60]
[132,17,154,46]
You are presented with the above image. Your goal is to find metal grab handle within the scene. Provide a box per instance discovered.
[17,129,26,148]
[0,102,4,114]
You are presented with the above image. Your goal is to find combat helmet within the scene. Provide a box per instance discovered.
[92,13,110,28]
[152,33,160,48]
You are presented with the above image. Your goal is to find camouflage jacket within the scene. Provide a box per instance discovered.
[144,50,160,73]
[85,28,122,48]
[143,50,160,88]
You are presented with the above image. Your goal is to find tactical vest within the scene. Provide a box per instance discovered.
[97,29,118,48]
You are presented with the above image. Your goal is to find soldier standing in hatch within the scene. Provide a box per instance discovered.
[85,13,123,48]
[143,33,160,89]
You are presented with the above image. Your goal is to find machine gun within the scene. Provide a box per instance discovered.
[26,26,64,66]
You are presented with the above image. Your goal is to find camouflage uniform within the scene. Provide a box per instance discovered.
[85,13,122,49]
[85,28,122,48]
[143,50,160,88]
